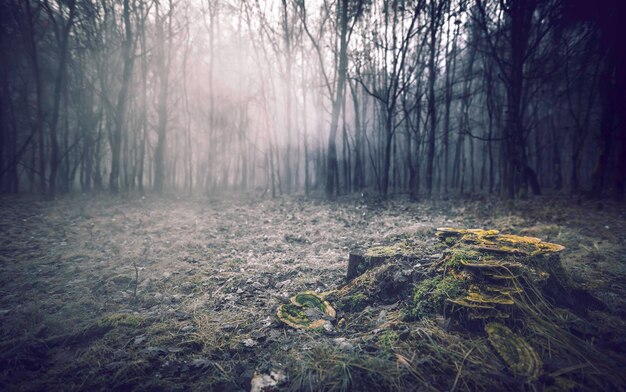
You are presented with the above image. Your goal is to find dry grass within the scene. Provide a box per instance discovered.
[0,193,624,390]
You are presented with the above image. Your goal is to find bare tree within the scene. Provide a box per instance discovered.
[109,0,135,193]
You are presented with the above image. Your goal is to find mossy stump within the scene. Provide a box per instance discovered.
[431,227,572,325]
[275,228,619,389]
[346,241,422,281]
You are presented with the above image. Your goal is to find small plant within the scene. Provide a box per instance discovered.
[365,241,420,258]
[349,293,368,311]
[377,330,399,351]
[337,292,368,312]
[100,313,143,328]
[446,248,481,268]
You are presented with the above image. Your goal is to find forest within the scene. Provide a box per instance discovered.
[1,0,625,391]
[0,0,624,199]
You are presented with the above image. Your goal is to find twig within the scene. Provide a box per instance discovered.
[130,259,139,306]
[549,363,591,378]
[211,276,234,298]
[451,346,475,392]
[130,245,148,306]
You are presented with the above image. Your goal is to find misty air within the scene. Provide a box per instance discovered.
[0,0,625,390]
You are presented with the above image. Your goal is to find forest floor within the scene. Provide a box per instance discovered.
[1,192,625,391]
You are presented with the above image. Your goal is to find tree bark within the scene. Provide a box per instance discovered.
[325,0,349,198]
[153,1,171,194]
[47,0,76,198]
[426,0,442,197]
[109,0,134,193]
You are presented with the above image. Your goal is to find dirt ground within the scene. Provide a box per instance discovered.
[1,193,625,391]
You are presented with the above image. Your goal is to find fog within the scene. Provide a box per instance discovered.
[0,0,624,199]
[1,1,626,390]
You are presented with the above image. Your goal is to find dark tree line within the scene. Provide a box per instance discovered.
[0,0,624,200]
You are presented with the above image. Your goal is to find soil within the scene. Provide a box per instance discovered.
[1,193,625,391]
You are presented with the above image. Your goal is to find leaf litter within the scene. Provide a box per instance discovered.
[0,194,625,390]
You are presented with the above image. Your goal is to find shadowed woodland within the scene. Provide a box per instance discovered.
[1,0,626,391]
[0,0,624,199]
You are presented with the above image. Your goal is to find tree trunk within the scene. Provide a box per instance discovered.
[350,81,364,190]
[325,0,349,198]
[153,3,170,194]
[590,50,618,198]
[505,0,535,198]
[23,0,47,195]
[381,113,393,197]
[47,0,76,199]
[425,1,439,197]
[281,0,292,194]
[110,0,134,193]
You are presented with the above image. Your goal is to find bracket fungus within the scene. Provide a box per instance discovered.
[426,228,570,323]
[277,291,336,330]
[426,229,572,379]
[436,228,565,256]
[275,228,614,388]
[485,322,542,381]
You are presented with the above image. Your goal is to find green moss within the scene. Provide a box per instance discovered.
[434,242,447,251]
[377,330,399,350]
[398,308,410,321]
[351,293,368,311]
[100,313,143,328]
[364,241,420,258]
[338,293,368,312]
[365,246,396,257]
[446,248,482,268]
[411,275,465,319]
